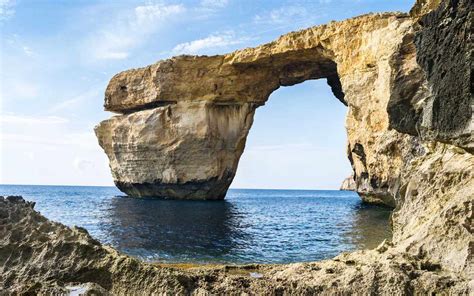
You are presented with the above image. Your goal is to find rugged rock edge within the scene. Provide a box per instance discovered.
[95,11,418,204]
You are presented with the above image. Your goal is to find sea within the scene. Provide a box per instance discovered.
[0,185,392,264]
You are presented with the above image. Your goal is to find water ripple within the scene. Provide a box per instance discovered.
[0,185,392,264]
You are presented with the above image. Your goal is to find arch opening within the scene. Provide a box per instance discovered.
[232,78,350,190]
[222,77,393,262]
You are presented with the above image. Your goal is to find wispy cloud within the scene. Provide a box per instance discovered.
[0,112,111,185]
[0,112,99,150]
[4,34,36,58]
[22,46,34,56]
[172,31,246,55]
[0,0,15,21]
[254,6,309,25]
[87,3,185,60]
[73,157,95,171]
[200,0,229,9]
[0,113,69,125]
[4,80,39,100]
[48,86,102,114]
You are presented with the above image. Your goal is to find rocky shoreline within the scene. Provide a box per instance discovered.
[1,196,471,295]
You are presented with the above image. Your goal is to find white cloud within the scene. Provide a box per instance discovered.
[4,80,39,99]
[0,112,112,185]
[200,0,228,9]
[134,3,184,25]
[73,157,95,171]
[22,46,34,57]
[24,151,35,160]
[172,31,245,55]
[0,113,69,125]
[48,86,102,113]
[4,34,36,57]
[88,3,185,60]
[254,6,309,25]
[1,36,43,103]
[0,0,15,21]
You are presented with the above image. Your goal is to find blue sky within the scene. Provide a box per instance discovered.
[0,0,414,189]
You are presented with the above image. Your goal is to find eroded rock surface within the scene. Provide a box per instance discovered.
[96,12,421,204]
[93,0,474,281]
[390,0,473,151]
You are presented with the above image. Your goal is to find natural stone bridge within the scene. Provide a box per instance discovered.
[95,13,416,205]
[95,2,471,208]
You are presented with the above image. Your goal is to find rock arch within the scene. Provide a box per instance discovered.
[95,12,419,205]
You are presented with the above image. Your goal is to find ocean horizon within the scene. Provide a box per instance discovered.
[0,183,347,191]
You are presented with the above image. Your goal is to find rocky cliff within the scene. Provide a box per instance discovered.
[96,12,421,204]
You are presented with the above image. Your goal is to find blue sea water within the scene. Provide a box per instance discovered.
[0,185,392,264]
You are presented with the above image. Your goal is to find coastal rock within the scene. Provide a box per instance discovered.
[95,0,474,284]
[409,0,441,17]
[96,12,419,203]
[392,142,474,275]
[390,0,473,151]
[96,102,255,199]
[340,175,356,191]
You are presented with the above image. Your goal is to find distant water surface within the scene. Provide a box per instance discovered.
[0,185,392,264]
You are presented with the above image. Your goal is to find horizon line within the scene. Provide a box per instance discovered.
[0,183,344,191]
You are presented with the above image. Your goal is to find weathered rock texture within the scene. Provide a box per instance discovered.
[94,0,474,279]
[391,0,473,151]
[96,12,429,204]
[340,175,357,191]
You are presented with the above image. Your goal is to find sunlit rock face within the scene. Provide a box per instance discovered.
[96,102,256,199]
[95,13,420,203]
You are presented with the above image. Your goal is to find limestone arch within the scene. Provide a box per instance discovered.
[95,12,415,205]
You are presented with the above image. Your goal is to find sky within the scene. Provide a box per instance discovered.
[0,0,414,189]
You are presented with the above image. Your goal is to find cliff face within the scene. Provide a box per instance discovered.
[391,0,473,151]
[390,0,473,275]
[96,13,421,205]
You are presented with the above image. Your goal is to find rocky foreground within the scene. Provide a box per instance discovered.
[1,196,471,295]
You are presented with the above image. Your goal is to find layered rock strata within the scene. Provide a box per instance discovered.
[96,12,422,204]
